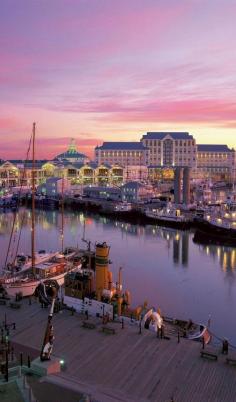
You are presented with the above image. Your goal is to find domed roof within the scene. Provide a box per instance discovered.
[55,138,88,160]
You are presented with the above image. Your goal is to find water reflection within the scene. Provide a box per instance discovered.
[1,208,235,275]
[1,208,236,340]
[197,243,236,275]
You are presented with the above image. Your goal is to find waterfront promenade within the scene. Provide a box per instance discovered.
[1,299,236,402]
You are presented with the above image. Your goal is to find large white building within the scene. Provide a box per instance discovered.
[95,142,149,166]
[141,132,197,168]
[197,144,236,182]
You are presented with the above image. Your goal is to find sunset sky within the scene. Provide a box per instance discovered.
[0,0,236,159]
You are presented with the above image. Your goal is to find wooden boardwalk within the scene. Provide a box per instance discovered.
[1,299,236,402]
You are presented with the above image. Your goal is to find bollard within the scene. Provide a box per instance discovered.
[5,349,8,382]
[121,318,124,329]
[177,331,180,343]
[139,321,142,334]
[202,336,205,350]
[27,355,31,368]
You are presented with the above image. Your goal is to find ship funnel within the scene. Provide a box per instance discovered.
[95,242,110,301]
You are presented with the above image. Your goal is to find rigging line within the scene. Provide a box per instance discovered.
[4,132,33,269]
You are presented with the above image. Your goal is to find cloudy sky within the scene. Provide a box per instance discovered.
[0,0,236,159]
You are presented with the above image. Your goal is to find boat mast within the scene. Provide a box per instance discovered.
[61,175,64,253]
[31,122,36,275]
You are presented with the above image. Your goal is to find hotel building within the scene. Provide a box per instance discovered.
[197,144,235,182]
[141,132,197,168]
[95,142,149,166]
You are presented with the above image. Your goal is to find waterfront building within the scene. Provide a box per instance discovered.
[197,144,236,183]
[42,161,124,187]
[121,181,154,202]
[37,177,71,196]
[55,138,89,164]
[141,132,197,168]
[83,186,121,201]
[0,160,19,187]
[95,142,149,182]
[0,160,47,188]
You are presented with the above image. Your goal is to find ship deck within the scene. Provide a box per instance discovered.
[1,298,236,402]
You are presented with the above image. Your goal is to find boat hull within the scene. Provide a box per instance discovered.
[3,268,78,298]
[193,219,236,247]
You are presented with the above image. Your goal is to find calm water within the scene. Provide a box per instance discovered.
[0,208,236,342]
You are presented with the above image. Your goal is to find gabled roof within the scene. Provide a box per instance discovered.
[95,142,147,150]
[142,132,193,140]
[197,144,233,152]
[122,181,144,188]
[4,160,49,168]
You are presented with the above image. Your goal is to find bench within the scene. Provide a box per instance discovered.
[102,326,116,335]
[226,356,236,365]
[0,300,6,305]
[10,302,21,309]
[200,349,218,360]
[82,321,96,329]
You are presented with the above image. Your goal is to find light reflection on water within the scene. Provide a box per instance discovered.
[0,208,236,342]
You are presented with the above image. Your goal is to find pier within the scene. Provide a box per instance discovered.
[1,299,236,401]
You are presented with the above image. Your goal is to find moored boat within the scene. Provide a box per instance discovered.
[145,206,192,229]
[2,253,82,297]
[193,211,236,246]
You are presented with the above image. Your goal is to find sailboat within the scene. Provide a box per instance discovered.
[2,123,82,297]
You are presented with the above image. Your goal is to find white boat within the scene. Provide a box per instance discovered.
[2,250,59,276]
[145,206,191,228]
[3,255,82,297]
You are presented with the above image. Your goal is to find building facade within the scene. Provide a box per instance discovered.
[197,145,235,182]
[95,142,149,166]
[141,132,197,168]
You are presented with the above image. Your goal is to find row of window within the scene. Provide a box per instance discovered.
[143,140,195,147]
[99,151,145,157]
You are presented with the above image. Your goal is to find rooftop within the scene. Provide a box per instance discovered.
[197,144,233,152]
[96,142,147,150]
[142,132,194,140]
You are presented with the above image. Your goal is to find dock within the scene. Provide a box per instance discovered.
[1,299,236,402]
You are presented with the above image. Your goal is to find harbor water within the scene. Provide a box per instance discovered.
[0,207,235,343]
